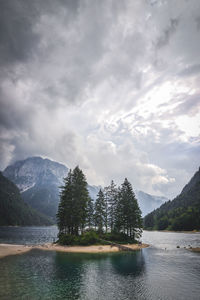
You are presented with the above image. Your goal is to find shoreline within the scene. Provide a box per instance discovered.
[0,243,149,258]
[188,247,200,253]
[144,230,200,234]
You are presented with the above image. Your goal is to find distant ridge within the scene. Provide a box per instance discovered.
[3,156,167,219]
[0,172,53,226]
[135,190,167,216]
[181,167,200,194]
[3,157,69,220]
[144,167,200,231]
[3,157,100,220]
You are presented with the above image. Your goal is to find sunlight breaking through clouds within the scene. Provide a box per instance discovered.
[0,0,200,198]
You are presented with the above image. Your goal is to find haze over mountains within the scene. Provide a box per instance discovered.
[3,156,167,221]
[144,167,200,231]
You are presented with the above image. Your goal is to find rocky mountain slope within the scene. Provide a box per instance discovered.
[3,157,101,220]
[3,156,68,193]
[0,172,52,226]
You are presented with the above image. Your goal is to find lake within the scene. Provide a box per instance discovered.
[0,227,200,300]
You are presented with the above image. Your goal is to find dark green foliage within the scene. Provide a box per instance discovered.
[115,178,142,239]
[58,233,77,245]
[86,197,94,229]
[143,168,200,231]
[57,169,74,234]
[181,167,200,194]
[72,166,90,233]
[79,231,99,245]
[101,232,137,244]
[57,167,89,236]
[104,180,118,232]
[94,189,106,233]
[57,170,143,245]
[0,172,53,226]
[58,230,100,246]
[22,185,59,220]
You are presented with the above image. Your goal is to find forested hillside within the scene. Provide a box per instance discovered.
[144,168,200,231]
[0,172,53,226]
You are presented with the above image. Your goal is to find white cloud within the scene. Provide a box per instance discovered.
[0,0,200,198]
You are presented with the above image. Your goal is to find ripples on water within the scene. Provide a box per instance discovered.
[0,226,59,245]
[0,227,200,300]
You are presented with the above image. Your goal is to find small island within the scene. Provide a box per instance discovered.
[56,166,145,249]
[0,166,148,259]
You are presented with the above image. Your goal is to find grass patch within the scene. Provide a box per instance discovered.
[58,230,138,246]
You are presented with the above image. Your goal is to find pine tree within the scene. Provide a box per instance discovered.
[104,180,118,232]
[56,169,73,235]
[103,187,109,233]
[115,178,142,239]
[57,166,89,236]
[71,166,89,235]
[86,197,94,229]
[94,189,106,233]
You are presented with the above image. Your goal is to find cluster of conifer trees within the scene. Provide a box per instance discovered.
[57,166,142,240]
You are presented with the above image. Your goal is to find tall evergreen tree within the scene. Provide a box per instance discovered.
[103,186,109,233]
[86,197,94,229]
[71,166,89,235]
[104,180,118,232]
[57,166,89,236]
[56,169,73,235]
[94,189,106,233]
[115,178,142,239]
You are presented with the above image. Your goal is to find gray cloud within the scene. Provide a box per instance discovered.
[0,1,40,66]
[178,64,200,77]
[0,0,200,198]
[156,18,179,49]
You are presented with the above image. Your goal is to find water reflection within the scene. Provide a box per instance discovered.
[0,226,58,245]
[110,251,145,276]
[0,250,146,300]
[1,229,200,300]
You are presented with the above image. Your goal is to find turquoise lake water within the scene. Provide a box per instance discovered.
[0,227,200,300]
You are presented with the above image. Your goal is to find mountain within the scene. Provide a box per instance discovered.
[143,167,200,231]
[88,185,101,200]
[0,172,52,226]
[3,156,68,192]
[135,190,167,216]
[3,157,101,220]
[3,157,69,220]
[3,156,167,220]
[181,167,200,194]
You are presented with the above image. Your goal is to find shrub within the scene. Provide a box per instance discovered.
[58,233,77,245]
[101,232,136,244]
[79,231,99,245]
[58,230,100,246]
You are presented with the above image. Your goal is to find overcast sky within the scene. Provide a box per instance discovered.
[0,0,200,198]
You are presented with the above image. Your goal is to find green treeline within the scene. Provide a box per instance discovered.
[144,180,200,231]
[57,166,142,245]
[0,172,53,226]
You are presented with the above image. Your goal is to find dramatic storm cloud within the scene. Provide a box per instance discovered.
[0,0,200,198]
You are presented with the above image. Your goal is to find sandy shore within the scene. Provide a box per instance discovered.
[0,244,31,258]
[188,247,200,252]
[0,243,149,258]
